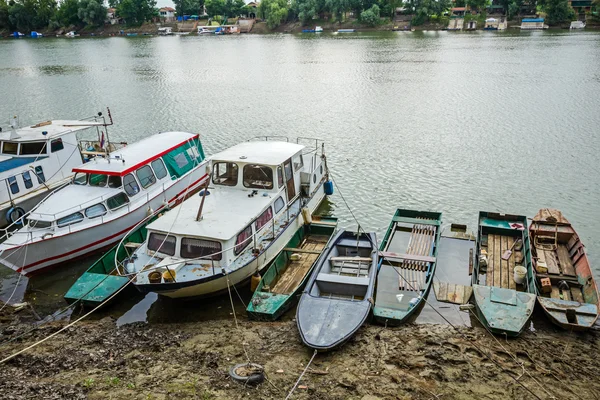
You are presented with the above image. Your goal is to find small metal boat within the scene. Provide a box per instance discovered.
[530,209,599,330]
[472,212,536,337]
[247,216,337,320]
[373,208,441,326]
[296,229,377,351]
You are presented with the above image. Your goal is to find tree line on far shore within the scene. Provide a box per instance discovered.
[1,0,598,34]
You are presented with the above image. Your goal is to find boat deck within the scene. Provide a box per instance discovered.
[536,244,583,302]
[481,234,521,290]
[270,235,330,295]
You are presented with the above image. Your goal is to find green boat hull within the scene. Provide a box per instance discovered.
[63,217,154,308]
[247,219,337,321]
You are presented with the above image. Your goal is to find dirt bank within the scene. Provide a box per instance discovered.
[1,301,599,400]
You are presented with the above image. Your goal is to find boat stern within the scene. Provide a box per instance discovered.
[473,284,535,337]
[538,297,598,330]
[247,292,290,321]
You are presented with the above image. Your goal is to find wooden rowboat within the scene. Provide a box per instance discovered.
[246,217,338,321]
[472,212,536,337]
[373,208,442,326]
[296,230,377,351]
[530,209,599,330]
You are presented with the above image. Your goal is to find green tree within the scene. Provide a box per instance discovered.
[259,0,288,28]
[57,0,82,26]
[410,0,451,25]
[466,0,490,12]
[115,0,156,25]
[544,0,575,24]
[205,0,224,16]
[222,0,245,16]
[173,0,203,16]
[0,0,11,30]
[34,0,58,28]
[360,3,380,25]
[77,0,106,26]
[9,1,35,31]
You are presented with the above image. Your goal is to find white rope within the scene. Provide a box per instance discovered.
[285,349,317,400]
[0,244,28,312]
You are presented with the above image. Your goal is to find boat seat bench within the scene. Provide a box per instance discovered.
[316,273,369,297]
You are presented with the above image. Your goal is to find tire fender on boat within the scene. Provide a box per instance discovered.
[229,363,265,386]
[6,207,26,225]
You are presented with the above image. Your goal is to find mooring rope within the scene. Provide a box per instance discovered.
[285,349,317,400]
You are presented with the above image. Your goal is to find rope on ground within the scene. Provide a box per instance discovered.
[329,174,545,400]
[285,349,317,400]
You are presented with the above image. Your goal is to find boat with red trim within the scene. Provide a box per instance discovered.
[0,131,208,276]
[120,137,332,299]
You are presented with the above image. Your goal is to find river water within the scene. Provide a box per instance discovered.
[0,31,599,324]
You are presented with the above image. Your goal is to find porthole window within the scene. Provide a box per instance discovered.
[57,212,84,228]
[320,165,323,174]
[313,174,316,184]
[107,192,130,210]
[85,203,107,219]
[274,197,285,214]
[22,171,33,189]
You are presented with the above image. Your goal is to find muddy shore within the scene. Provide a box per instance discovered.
[1,301,599,400]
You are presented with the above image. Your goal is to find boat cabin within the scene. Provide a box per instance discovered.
[142,140,328,273]
[521,18,547,30]
[25,132,204,231]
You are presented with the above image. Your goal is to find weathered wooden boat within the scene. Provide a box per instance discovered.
[246,216,337,320]
[63,215,156,307]
[472,212,536,337]
[373,209,442,326]
[530,209,599,330]
[296,230,377,351]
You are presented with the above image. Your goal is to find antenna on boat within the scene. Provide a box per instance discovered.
[195,166,212,221]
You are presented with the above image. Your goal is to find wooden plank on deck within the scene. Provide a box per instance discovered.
[543,250,560,275]
[494,234,502,288]
[508,236,516,290]
[501,236,509,289]
[550,287,561,299]
[570,287,584,303]
[557,245,576,276]
[486,234,493,287]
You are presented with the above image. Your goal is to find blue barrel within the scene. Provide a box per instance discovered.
[324,180,334,195]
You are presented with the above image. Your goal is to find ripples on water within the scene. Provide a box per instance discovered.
[0,31,599,322]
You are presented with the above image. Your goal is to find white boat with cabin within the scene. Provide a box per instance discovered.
[120,138,331,298]
[0,132,209,275]
[158,27,173,35]
[0,112,123,228]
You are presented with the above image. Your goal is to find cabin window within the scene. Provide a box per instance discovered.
[85,203,107,219]
[277,166,284,189]
[293,154,304,172]
[108,175,122,188]
[136,165,156,189]
[34,166,45,184]
[123,174,140,197]
[89,174,108,187]
[151,159,168,180]
[3,142,18,155]
[212,162,238,186]
[73,172,87,185]
[8,176,19,194]
[243,164,273,190]
[20,141,46,156]
[181,237,222,260]
[50,139,64,153]
[57,212,84,228]
[29,219,51,229]
[106,192,129,210]
[274,197,285,214]
[148,232,177,256]
[22,171,33,189]
[255,207,273,231]
[234,225,253,255]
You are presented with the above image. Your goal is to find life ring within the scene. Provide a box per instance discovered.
[6,207,26,225]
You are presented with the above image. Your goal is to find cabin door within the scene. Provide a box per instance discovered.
[283,159,296,202]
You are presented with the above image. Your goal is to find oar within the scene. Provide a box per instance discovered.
[502,238,522,260]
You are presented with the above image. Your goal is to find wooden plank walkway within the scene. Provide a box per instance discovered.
[397,223,435,291]
[486,234,517,289]
[271,236,328,295]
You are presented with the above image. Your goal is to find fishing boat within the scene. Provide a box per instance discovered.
[121,138,332,298]
[373,209,442,326]
[530,209,599,330]
[63,215,157,307]
[337,29,356,33]
[247,216,337,320]
[472,212,536,336]
[0,111,123,228]
[296,230,377,351]
[0,132,208,275]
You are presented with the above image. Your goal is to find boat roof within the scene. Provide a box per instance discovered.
[522,18,544,22]
[0,120,105,142]
[73,132,199,177]
[211,141,304,166]
[29,185,123,220]
[147,187,276,241]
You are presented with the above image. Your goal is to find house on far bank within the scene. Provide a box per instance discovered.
[447,7,466,30]
[159,7,176,22]
[569,0,593,20]
[486,0,504,15]
[106,8,119,25]
[521,18,548,29]
[451,7,467,17]
[246,2,260,19]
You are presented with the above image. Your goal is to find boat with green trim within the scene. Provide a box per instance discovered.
[373,208,442,326]
[63,215,156,307]
[246,216,337,320]
[472,212,536,337]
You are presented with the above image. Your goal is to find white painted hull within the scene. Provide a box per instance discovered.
[152,185,327,298]
[0,169,208,275]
